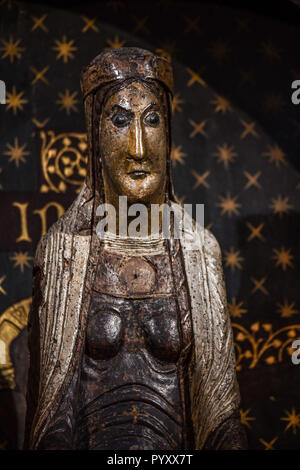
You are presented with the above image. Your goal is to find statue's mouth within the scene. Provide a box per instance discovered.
[128,170,150,179]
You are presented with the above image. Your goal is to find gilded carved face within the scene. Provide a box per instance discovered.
[100,81,168,205]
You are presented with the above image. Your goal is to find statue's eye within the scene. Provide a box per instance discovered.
[144,111,160,127]
[111,112,130,128]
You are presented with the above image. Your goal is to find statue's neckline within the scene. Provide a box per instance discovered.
[100,231,166,255]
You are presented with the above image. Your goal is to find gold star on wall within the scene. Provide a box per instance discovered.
[272,247,294,271]
[106,35,126,49]
[10,252,33,272]
[224,248,244,271]
[240,408,255,428]
[211,95,232,113]
[277,300,298,318]
[213,143,237,168]
[81,16,99,33]
[0,36,25,63]
[191,170,210,189]
[209,40,231,60]
[189,119,207,138]
[186,67,207,87]
[5,86,28,115]
[184,16,201,34]
[229,298,247,318]
[217,193,241,217]
[281,408,300,434]
[0,275,7,295]
[246,222,265,241]
[4,137,29,166]
[270,195,293,217]
[264,94,285,112]
[56,89,79,115]
[53,36,77,63]
[261,40,281,61]
[170,145,187,166]
[235,17,251,32]
[251,277,269,295]
[239,69,255,86]
[30,66,49,85]
[262,144,287,167]
[240,119,259,139]
[244,171,262,190]
[31,14,48,32]
[259,436,278,450]
[132,16,149,34]
[172,93,184,113]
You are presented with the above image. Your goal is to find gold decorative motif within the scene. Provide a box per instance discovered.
[212,143,237,168]
[0,297,31,389]
[30,66,49,85]
[0,36,25,63]
[0,276,6,295]
[4,137,29,167]
[229,298,247,318]
[243,171,262,190]
[240,120,259,139]
[209,40,231,61]
[184,16,201,34]
[276,300,298,318]
[246,221,265,241]
[216,192,241,217]
[270,195,293,217]
[260,40,281,61]
[281,408,300,434]
[224,248,244,271]
[233,322,300,370]
[191,170,210,189]
[81,16,99,33]
[170,145,187,166]
[56,89,79,115]
[240,408,255,428]
[189,119,207,138]
[53,36,77,63]
[264,94,285,112]
[131,16,149,35]
[259,436,278,450]
[106,35,126,49]
[40,131,88,193]
[31,14,48,32]
[10,252,33,272]
[5,86,28,115]
[262,144,287,167]
[211,95,232,114]
[172,93,184,113]
[186,67,207,87]
[251,276,269,296]
[272,247,294,271]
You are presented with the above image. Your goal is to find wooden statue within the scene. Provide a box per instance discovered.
[24,48,247,450]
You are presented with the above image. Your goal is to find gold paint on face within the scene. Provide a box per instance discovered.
[100,81,167,206]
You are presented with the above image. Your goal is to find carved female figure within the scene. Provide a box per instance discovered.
[24,48,247,450]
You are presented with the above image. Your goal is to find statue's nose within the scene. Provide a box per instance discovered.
[128,119,145,160]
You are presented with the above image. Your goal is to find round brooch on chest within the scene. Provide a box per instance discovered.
[119,257,156,294]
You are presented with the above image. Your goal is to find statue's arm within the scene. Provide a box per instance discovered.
[200,229,248,450]
[24,237,79,450]
[203,410,247,450]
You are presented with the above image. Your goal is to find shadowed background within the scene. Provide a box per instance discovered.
[0,0,299,450]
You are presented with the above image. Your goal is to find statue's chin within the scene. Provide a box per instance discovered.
[118,174,164,205]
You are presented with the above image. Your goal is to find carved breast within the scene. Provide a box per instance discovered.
[86,295,181,363]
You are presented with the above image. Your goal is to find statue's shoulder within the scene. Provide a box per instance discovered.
[201,226,222,260]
